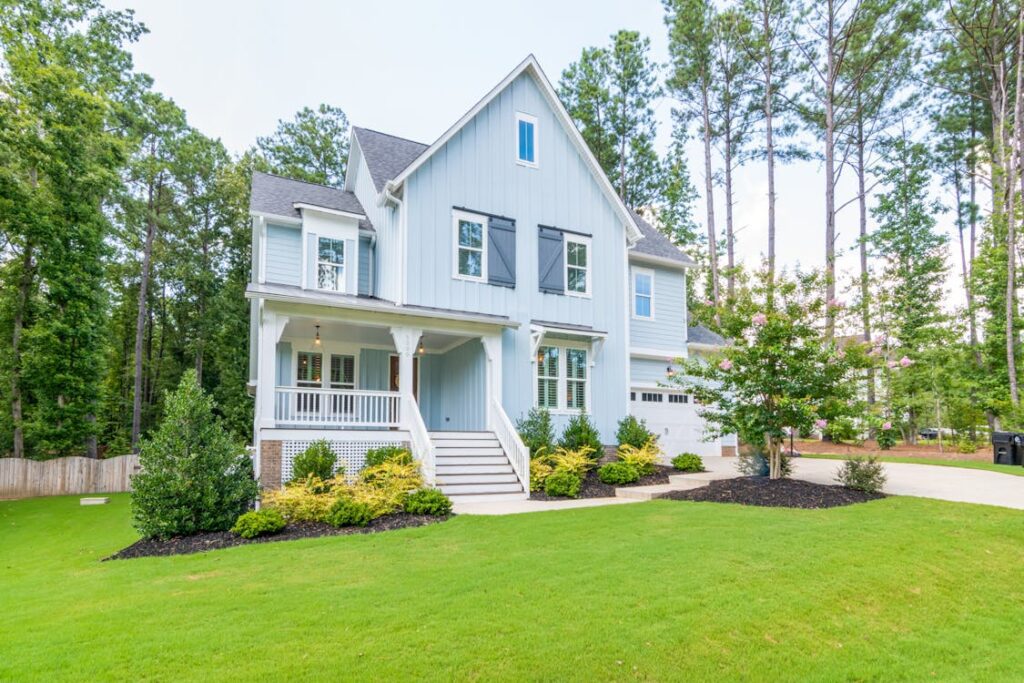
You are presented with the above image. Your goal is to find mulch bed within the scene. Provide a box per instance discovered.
[106,513,450,560]
[660,476,884,509]
[530,464,674,501]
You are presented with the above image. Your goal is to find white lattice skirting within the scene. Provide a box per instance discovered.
[280,439,409,482]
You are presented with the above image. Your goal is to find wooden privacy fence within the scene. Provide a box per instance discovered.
[0,454,139,500]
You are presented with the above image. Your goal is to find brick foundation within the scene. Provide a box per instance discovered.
[721,445,737,457]
[260,440,282,489]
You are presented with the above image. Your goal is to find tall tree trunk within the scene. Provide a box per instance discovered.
[701,84,721,319]
[1008,21,1023,407]
[967,115,982,365]
[856,118,874,404]
[724,119,736,303]
[824,3,837,340]
[764,3,777,302]
[131,182,160,450]
[10,242,34,459]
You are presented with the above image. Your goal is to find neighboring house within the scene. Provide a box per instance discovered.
[247,55,728,502]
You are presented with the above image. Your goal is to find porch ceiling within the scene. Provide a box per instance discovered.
[282,318,473,354]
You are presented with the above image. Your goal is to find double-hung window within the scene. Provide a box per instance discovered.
[296,352,323,387]
[516,112,537,166]
[632,268,654,318]
[317,237,345,291]
[537,346,559,409]
[329,354,355,390]
[565,235,590,297]
[453,211,486,281]
[535,345,589,411]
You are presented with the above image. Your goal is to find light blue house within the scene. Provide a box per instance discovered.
[248,56,726,501]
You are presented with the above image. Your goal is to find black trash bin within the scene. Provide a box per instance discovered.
[993,432,1024,465]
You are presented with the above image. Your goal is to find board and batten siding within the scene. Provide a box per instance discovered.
[629,264,687,351]
[265,224,302,286]
[419,339,487,431]
[403,72,629,442]
[358,235,373,296]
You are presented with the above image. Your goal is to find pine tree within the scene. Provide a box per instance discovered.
[255,104,349,187]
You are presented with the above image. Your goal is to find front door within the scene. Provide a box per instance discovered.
[389,355,419,398]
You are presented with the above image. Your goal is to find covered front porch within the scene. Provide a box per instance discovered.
[251,295,528,491]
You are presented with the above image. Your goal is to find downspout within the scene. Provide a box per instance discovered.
[379,181,405,305]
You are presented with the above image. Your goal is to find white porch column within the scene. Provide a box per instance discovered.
[257,307,289,429]
[481,334,503,429]
[389,326,422,428]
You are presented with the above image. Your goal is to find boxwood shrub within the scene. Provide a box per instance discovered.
[230,508,286,539]
[544,470,582,498]
[403,488,453,516]
[671,453,705,473]
[598,461,640,485]
[364,445,413,467]
[326,498,375,527]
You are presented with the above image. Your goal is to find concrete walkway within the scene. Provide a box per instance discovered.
[701,456,1024,511]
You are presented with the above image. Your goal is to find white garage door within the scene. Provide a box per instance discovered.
[630,389,721,459]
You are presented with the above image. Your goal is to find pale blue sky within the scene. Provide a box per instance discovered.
[107,0,963,314]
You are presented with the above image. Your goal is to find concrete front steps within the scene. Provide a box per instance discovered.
[615,470,733,501]
[432,431,527,502]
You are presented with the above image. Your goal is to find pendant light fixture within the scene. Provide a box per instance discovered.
[313,325,322,347]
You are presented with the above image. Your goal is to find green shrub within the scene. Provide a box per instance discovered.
[672,453,705,472]
[598,461,639,485]
[616,415,654,449]
[544,470,582,498]
[957,439,977,454]
[824,416,858,444]
[403,488,453,516]
[836,455,887,493]
[290,440,338,482]
[364,445,413,467]
[558,412,603,456]
[326,497,375,527]
[876,429,898,450]
[530,459,553,492]
[738,451,791,478]
[517,407,555,458]
[230,508,286,539]
[131,371,259,539]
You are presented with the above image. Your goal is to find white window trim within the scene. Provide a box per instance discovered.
[564,234,592,298]
[534,341,592,414]
[452,209,488,283]
[287,340,364,390]
[631,267,655,320]
[315,236,347,294]
[515,111,539,168]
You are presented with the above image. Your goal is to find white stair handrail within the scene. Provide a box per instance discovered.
[489,397,530,495]
[404,393,436,486]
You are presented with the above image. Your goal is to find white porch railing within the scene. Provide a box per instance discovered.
[405,394,436,486]
[490,397,530,494]
[274,386,401,428]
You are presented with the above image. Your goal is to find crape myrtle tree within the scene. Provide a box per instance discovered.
[669,269,867,479]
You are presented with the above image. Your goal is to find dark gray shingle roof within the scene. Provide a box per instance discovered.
[628,210,696,266]
[687,324,727,347]
[353,127,429,192]
[250,171,371,229]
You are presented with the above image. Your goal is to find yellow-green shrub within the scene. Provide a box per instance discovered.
[530,459,553,492]
[617,442,661,477]
[549,446,596,477]
[262,475,344,522]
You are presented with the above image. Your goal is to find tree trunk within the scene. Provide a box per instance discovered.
[131,182,160,450]
[701,84,720,319]
[824,3,837,339]
[1008,18,1023,407]
[10,242,34,459]
[764,4,777,302]
[725,118,736,303]
[856,119,874,404]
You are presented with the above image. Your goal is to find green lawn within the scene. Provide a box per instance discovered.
[801,452,1024,476]
[2,494,1024,681]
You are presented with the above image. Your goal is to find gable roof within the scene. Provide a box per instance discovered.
[352,128,429,193]
[628,210,696,267]
[383,55,643,245]
[250,171,372,229]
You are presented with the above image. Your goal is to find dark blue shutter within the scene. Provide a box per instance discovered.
[487,217,516,288]
[538,227,564,293]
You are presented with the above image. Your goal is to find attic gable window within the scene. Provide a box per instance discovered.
[516,112,537,167]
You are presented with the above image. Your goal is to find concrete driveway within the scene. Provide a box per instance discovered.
[701,456,1024,511]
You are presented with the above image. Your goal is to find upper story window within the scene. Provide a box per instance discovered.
[317,237,345,291]
[565,235,590,297]
[516,112,538,167]
[632,268,654,318]
[453,210,486,281]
